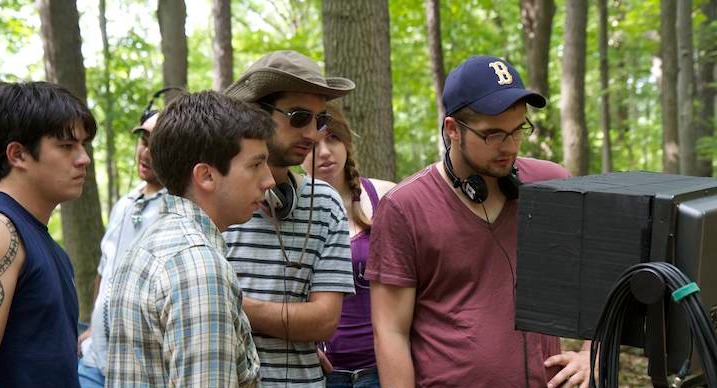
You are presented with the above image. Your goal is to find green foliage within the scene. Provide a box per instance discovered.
[231,0,323,69]
[389,0,529,179]
[85,26,164,218]
[603,0,663,172]
[389,0,438,179]
[0,0,43,80]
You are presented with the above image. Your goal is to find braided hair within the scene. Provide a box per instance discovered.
[326,102,372,232]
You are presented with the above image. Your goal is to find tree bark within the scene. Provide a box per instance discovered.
[677,0,696,175]
[39,0,105,322]
[520,0,555,139]
[425,0,446,159]
[158,0,187,100]
[520,0,555,98]
[695,0,716,176]
[99,0,117,215]
[323,0,396,181]
[661,0,680,173]
[212,0,233,92]
[560,0,589,176]
[598,0,612,173]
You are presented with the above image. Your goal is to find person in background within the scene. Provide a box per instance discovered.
[105,91,274,387]
[0,81,96,388]
[223,50,356,387]
[77,103,166,388]
[366,55,591,388]
[300,101,394,388]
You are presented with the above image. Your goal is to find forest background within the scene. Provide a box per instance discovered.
[1,0,716,385]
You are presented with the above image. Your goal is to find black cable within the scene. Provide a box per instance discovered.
[482,202,527,388]
[589,262,717,388]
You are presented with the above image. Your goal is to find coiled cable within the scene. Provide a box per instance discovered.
[589,262,717,388]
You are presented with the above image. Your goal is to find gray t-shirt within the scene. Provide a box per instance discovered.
[224,176,354,387]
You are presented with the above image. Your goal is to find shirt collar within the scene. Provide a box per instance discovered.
[161,194,226,256]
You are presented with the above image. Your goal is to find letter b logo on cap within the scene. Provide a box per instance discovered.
[489,61,513,85]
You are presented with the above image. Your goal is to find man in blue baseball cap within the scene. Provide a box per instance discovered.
[366,56,590,387]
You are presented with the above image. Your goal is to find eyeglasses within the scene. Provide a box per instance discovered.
[454,117,534,146]
[261,103,331,132]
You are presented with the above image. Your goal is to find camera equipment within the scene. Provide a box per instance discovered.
[515,171,717,386]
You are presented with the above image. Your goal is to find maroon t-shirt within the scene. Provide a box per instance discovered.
[365,157,570,387]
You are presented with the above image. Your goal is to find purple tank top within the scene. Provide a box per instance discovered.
[324,177,379,370]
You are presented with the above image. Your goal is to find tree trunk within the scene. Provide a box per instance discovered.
[560,0,589,176]
[520,0,555,140]
[323,0,396,181]
[661,0,680,173]
[212,0,233,92]
[39,0,105,323]
[425,0,446,160]
[99,0,117,216]
[677,0,696,175]
[598,0,612,173]
[520,0,555,98]
[158,0,187,99]
[695,0,716,177]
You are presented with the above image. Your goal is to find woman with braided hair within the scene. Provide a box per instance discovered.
[301,101,395,388]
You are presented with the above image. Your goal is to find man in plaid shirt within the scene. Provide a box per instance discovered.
[105,91,275,387]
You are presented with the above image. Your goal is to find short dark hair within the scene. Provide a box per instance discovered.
[150,90,275,195]
[0,81,97,179]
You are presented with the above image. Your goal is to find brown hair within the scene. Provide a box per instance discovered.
[325,102,372,231]
[151,91,275,195]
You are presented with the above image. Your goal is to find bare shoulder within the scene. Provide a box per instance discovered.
[368,178,397,199]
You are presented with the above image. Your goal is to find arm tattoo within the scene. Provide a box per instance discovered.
[0,217,19,307]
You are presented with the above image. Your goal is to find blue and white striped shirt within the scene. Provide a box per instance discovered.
[224,177,354,387]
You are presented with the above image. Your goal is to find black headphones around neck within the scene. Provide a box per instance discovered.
[264,173,298,220]
[139,86,184,124]
[443,149,521,203]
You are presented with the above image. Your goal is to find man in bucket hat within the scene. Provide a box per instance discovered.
[224,50,356,387]
[366,55,590,387]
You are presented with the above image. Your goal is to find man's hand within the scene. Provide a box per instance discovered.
[77,327,91,356]
[544,349,591,388]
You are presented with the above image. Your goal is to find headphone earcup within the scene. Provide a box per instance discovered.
[265,182,297,220]
[461,175,488,203]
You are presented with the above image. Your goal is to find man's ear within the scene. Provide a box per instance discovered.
[6,142,27,168]
[444,117,462,143]
[192,163,216,193]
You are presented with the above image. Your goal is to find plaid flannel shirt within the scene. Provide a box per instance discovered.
[106,194,260,387]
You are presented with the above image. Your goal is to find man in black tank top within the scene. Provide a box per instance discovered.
[0,81,97,388]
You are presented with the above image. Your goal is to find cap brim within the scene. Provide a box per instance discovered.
[224,68,355,102]
[468,88,546,116]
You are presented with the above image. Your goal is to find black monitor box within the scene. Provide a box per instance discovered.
[515,171,717,371]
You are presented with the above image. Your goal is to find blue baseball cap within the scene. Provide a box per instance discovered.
[442,56,546,117]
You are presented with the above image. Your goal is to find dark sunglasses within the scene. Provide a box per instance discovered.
[261,103,331,132]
